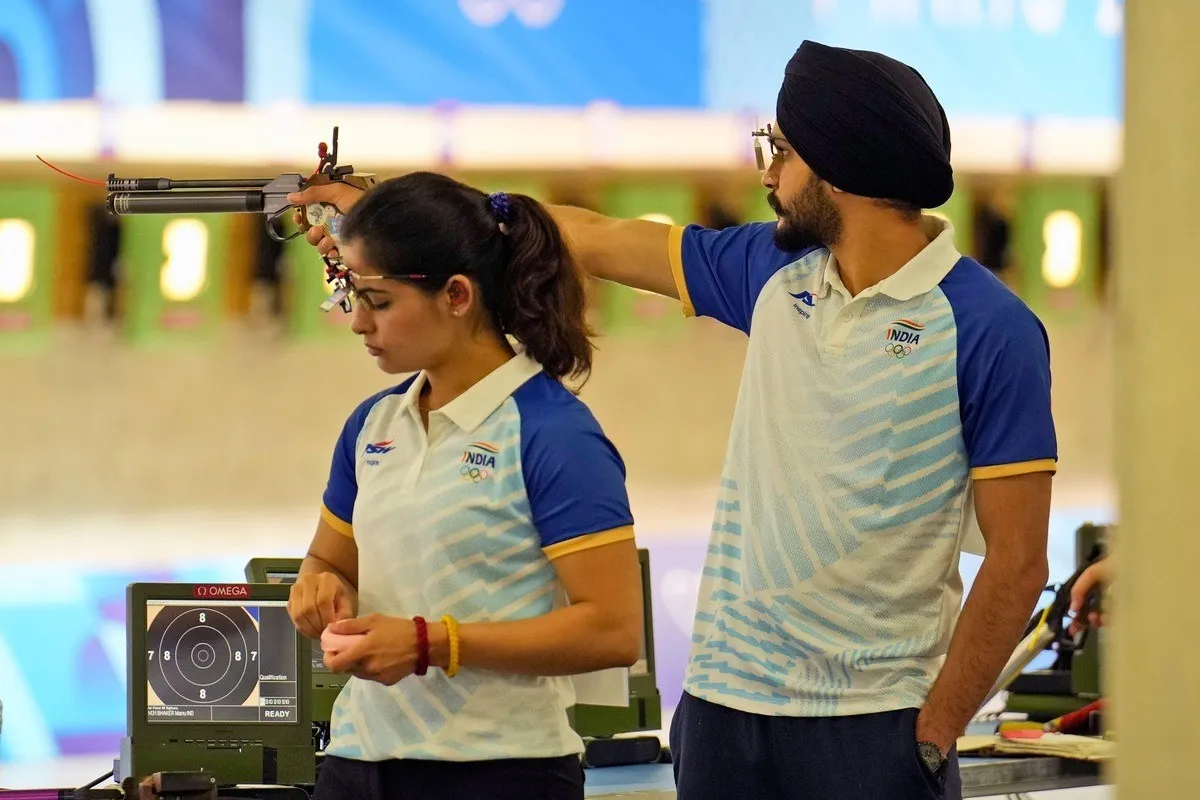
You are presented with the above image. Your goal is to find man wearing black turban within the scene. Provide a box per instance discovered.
[763,39,955,270]
[293,39,1055,800]
[774,40,955,222]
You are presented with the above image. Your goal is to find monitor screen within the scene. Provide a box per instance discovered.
[144,598,298,724]
[263,571,328,674]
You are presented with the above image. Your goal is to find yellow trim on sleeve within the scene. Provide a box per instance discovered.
[667,225,695,318]
[543,526,636,561]
[320,504,354,538]
[971,459,1058,480]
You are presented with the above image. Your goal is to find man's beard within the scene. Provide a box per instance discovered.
[769,174,843,251]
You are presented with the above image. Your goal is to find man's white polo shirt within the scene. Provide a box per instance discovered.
[319,353,635,760]
[667,217,1057,717]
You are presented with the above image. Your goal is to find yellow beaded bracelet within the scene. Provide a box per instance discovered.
[441,614,460,677]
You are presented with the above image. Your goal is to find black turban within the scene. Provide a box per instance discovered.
[776,40,953,209]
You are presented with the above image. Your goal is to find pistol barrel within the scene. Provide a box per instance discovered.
[106,191,266,215]
[106,176,275,191]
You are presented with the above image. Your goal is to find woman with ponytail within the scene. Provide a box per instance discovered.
[285,173,643,800]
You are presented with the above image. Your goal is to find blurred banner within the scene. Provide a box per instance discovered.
[0,1,1125,173]
[705,0,1123,120]
[309,0,702,107]
[1,0,1120,119]
[0,0,700,106]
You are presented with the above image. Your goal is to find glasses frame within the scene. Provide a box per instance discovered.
[320,262,448,313]
[751,123,779,172]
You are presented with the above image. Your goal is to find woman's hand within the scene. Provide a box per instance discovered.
[323,614,429,686]
[287,571,356,639]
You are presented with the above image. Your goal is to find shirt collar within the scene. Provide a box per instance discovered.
[818,215,961,302]
[399,351,544,433]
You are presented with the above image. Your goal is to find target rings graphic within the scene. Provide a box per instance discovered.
[147,605,258,706]
[884,343,913,359]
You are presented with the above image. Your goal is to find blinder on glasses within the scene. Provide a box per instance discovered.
[751,122,780,172]
[320,265,440,313]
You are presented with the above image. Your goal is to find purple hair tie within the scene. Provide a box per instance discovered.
[488,191,512,233]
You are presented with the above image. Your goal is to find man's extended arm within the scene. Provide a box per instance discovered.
[285,183,681,297]
[547,205,678,296]
[916,472,1053,755]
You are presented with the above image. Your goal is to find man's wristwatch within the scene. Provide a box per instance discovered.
[917,741,947,775]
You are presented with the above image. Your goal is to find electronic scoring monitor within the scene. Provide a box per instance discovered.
[118,582,314,786]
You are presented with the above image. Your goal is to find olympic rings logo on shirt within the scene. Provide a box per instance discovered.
[884,343,913,358]
[460,465,492,483]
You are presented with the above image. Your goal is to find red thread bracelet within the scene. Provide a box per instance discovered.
[413,616,430,676]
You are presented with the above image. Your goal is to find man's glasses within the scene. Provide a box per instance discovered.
[751,123,779,171]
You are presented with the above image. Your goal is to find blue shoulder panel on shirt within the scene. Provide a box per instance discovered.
[322,376,417,525]
[681,222,817,333]
[512,374,634,548]
[939,259,1058,470]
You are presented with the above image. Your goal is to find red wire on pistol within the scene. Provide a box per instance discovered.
[40,147,326,186]
[35,155,106,186]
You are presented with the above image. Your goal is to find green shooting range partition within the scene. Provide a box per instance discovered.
[284,235,352,341]
[0,184,58,349]
[600,182,693,336]
[745,182,774,223]
[930,189,974,255]
[120,215,230,344]
[1013,180,1102,322]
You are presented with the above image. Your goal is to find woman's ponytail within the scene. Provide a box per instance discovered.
[337,173,595,385]
[494,193,594,385]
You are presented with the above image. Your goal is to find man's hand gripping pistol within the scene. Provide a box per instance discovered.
[104,127,373,312]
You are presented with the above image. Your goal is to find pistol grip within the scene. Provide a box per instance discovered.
[306,202,343,243]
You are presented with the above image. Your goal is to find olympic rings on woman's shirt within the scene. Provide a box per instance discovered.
[460,465,492,483]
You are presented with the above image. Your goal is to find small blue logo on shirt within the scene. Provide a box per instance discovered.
[789,290,815,318]
[364,439,394,467]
